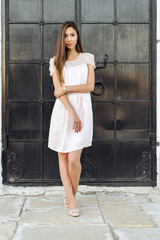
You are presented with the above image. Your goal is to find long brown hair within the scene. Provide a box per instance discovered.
[53,21,83,84]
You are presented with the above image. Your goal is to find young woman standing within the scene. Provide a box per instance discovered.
[48,21,96,217]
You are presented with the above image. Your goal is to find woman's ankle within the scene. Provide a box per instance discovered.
[66,191,77,200]
[69,200,77,210]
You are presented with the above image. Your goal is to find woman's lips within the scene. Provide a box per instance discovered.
[67,43,72,46]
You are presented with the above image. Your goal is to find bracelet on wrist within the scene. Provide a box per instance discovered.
[63,85,67,93]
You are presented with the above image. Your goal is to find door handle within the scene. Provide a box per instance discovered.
[92,78,105,96]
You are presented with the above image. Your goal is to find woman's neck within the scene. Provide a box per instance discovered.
[67,49,78,57]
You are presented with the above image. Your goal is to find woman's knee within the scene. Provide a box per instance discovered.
[68,150,82,167]
[58,152,68,161]
[68,157,78,167]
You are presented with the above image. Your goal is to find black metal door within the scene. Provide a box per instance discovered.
[2,0,156,186]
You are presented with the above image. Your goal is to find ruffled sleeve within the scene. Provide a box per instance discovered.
[85,53,96,69]
[49,57,56,76]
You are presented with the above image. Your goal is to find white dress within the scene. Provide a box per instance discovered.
[48,52,96,153]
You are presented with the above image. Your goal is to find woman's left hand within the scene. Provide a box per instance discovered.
[54,86,65,98]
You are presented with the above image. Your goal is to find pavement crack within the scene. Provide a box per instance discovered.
[9,221,19,240]
[96,193,106,224]
[108,224,119,240]
[18,195,26,217]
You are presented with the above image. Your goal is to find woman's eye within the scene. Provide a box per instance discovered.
[64,34,75,38]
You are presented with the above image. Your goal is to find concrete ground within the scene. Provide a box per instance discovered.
[0,185,160,240]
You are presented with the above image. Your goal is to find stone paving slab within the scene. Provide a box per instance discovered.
[140,203,160,215]
[97,192,149,205]
[0,221,17,240]
[100,204,155,228]
[140,203,160,227]
[24,195,63,209]
[19,206,104,224]
[74,193,98,207]
[12,224,114,240]
[27,193,98,209]
[0,196,24,221]
[113,228,160,240]
[148,193,160,202]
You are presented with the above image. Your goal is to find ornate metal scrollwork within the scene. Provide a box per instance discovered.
[135,151,150,178]
[80,148,96,179]
[92,78,105,96]
[8,152,24,180]
[96,54,108,69]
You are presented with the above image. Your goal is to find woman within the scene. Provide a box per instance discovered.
[48,21,96,217]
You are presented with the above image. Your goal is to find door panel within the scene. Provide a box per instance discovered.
[8,142,41,181]
[117,0,149,22]
[9,0,41,22]
[9,64,41,101]
[81,24,114,61]
[9,25,41,60]
[81,0,114,22]
[116,64,149,100]
[93,103,114,141]
[116,142,150,179]
[9,103,41,139]
[117,24,149,62]
[43,0,75,22]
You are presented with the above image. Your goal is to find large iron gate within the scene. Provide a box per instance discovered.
[1,0,157,186]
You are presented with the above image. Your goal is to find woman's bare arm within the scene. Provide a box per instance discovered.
[51,70,82,132]
[51,71,75,114]
[54,64,95,97]
[66,64,95,92]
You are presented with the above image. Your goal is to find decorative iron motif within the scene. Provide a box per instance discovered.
[135,151,150,178]
[92,78,105,96]
[80,148,96,179]
[8,152,24,180]
[96,54,108,69]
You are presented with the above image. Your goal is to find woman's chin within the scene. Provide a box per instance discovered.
[66,45,76,50]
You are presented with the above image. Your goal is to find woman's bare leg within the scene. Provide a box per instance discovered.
[57,152,75,207]
[68,148,83,209]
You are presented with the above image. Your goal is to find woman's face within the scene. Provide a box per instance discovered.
[64,27,78,50]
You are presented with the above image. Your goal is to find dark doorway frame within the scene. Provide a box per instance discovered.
[1,0,157,186]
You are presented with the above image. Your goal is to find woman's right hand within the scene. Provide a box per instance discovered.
[71,111,82,133]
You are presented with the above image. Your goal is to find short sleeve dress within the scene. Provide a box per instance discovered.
[48,52,96,153]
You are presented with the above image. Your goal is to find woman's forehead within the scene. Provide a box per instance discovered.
[65,27,76,34]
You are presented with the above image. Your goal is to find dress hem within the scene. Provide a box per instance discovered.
[47,142,92,153]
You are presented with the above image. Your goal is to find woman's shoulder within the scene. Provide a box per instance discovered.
[49,56,56,62]
[82,52,96,69]
[81,52,95,58]
[49,56,56,76]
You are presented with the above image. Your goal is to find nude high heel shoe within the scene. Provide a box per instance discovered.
[68,208,80,217]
